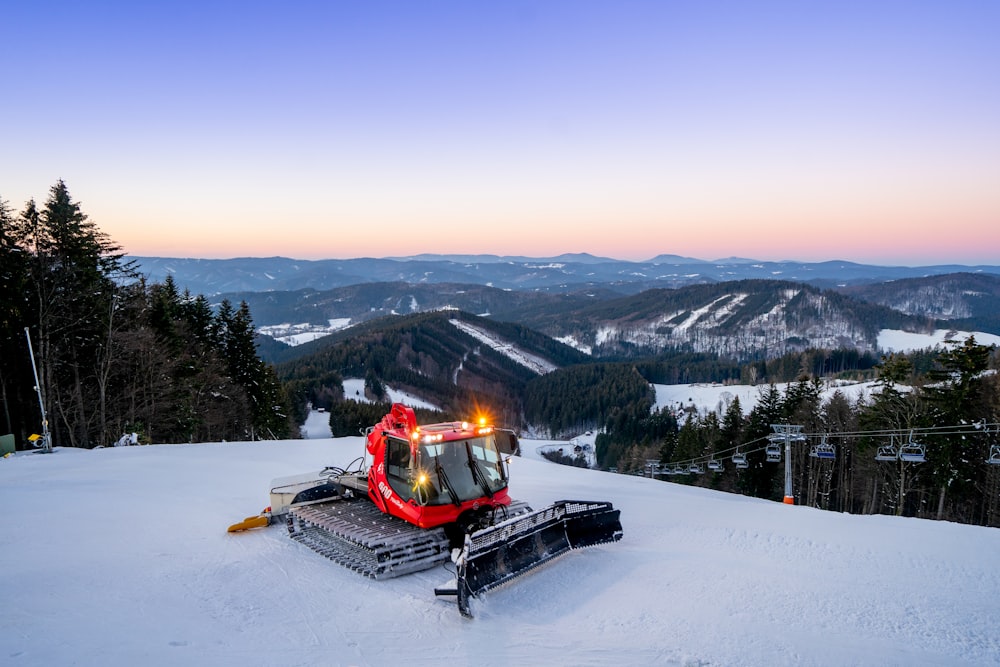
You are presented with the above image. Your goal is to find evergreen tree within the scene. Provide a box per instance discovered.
[720,397,745,451]
[921,336,997,520]
[365,368,387,401]
[740,385,784,499]
[1,182,293,447]
[857,354,924,516]
[21,181,133,447]
[821,390,861,513]
[180,291,216,348]
[149,276,183,349]
[0,196,31,440]
[220,300,292,439]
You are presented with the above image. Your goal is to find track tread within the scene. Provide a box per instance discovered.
[288,499,450,579]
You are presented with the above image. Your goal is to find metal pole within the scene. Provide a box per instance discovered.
[770,424,804,505]
[24,327,52,453]
[784,430,793,504]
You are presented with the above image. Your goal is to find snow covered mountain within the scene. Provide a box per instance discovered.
[518,280,908,359]
[260,280,927,364]
[2,419,998,666]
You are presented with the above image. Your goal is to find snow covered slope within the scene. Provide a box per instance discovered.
[340,378,441,411]
[2,435,999,666]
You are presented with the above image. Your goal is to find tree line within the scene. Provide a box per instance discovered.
[1,181,293,448]
[601,337,1000,528]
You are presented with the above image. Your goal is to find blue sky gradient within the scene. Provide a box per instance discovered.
[3,1,998,264]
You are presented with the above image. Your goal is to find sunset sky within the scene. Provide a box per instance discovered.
[3,1,998,265]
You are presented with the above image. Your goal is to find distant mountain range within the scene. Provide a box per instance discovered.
[130,255,1000,296]
[127,255,1000,369]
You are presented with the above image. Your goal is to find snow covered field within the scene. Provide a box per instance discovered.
[651,329,999,418]
[652,379,886,417]
[877,328,1000,353]
[3,412,999,666]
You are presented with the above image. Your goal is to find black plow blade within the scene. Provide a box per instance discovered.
[436,500,623,617]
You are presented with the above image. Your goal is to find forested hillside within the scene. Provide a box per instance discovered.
[839,272,1000,334]
[221,281,594,334]
[0,182,292,448]
[277,311,590,427]
[600,337,1000,528]
[249,277,936,365]
[514,279,927,359]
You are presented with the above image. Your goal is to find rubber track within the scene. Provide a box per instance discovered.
[287,499,451,579]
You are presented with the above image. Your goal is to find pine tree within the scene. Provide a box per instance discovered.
[0,196,31,440]
[741,385,784,499]
[219,300,291,439]
[22,181,133,447]
[921,336,997,520]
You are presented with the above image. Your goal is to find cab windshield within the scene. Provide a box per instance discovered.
[383,433,509,506]
[416,435,508,506]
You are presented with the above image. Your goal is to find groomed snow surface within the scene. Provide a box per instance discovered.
[2,411,999,666]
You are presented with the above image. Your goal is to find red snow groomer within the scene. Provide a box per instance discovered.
[229,403,623,617]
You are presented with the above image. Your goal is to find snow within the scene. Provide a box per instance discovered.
[449,319,557,375]
[300,410,332,439]
[878,328,1000,353]
[522,431,599,468]
[341,378,441,411]
[3,415,999,666]
[258,319,352,347]
[555,334,592,355]
[652,380,887,417]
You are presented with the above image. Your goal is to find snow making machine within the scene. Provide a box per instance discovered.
[228,403,623,617]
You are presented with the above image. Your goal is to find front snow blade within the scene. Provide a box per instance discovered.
[451,500,622,617]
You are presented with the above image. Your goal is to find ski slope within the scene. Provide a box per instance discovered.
[2,412,999,666]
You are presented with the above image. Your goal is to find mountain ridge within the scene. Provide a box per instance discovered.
[132,254,1000,297]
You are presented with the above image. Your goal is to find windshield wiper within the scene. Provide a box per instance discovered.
[435,457,462,507]
[465,442,494,499]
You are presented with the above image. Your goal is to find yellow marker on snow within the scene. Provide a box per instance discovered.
[227,514,270,532]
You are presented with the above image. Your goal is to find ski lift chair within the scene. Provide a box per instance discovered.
[814,437,836,460]
[987,444,1000,465]
[898,432,926,463]
[732,451,749,468]
[688,463,704,474]
[765,443,782,462]
[875,445,898,461]
[875,436,899,462]
[707,459,723,472]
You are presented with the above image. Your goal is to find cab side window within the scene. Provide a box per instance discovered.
[385,437,413,499]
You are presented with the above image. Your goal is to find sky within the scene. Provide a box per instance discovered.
[2,1,999,265]
[2,421,999,665]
